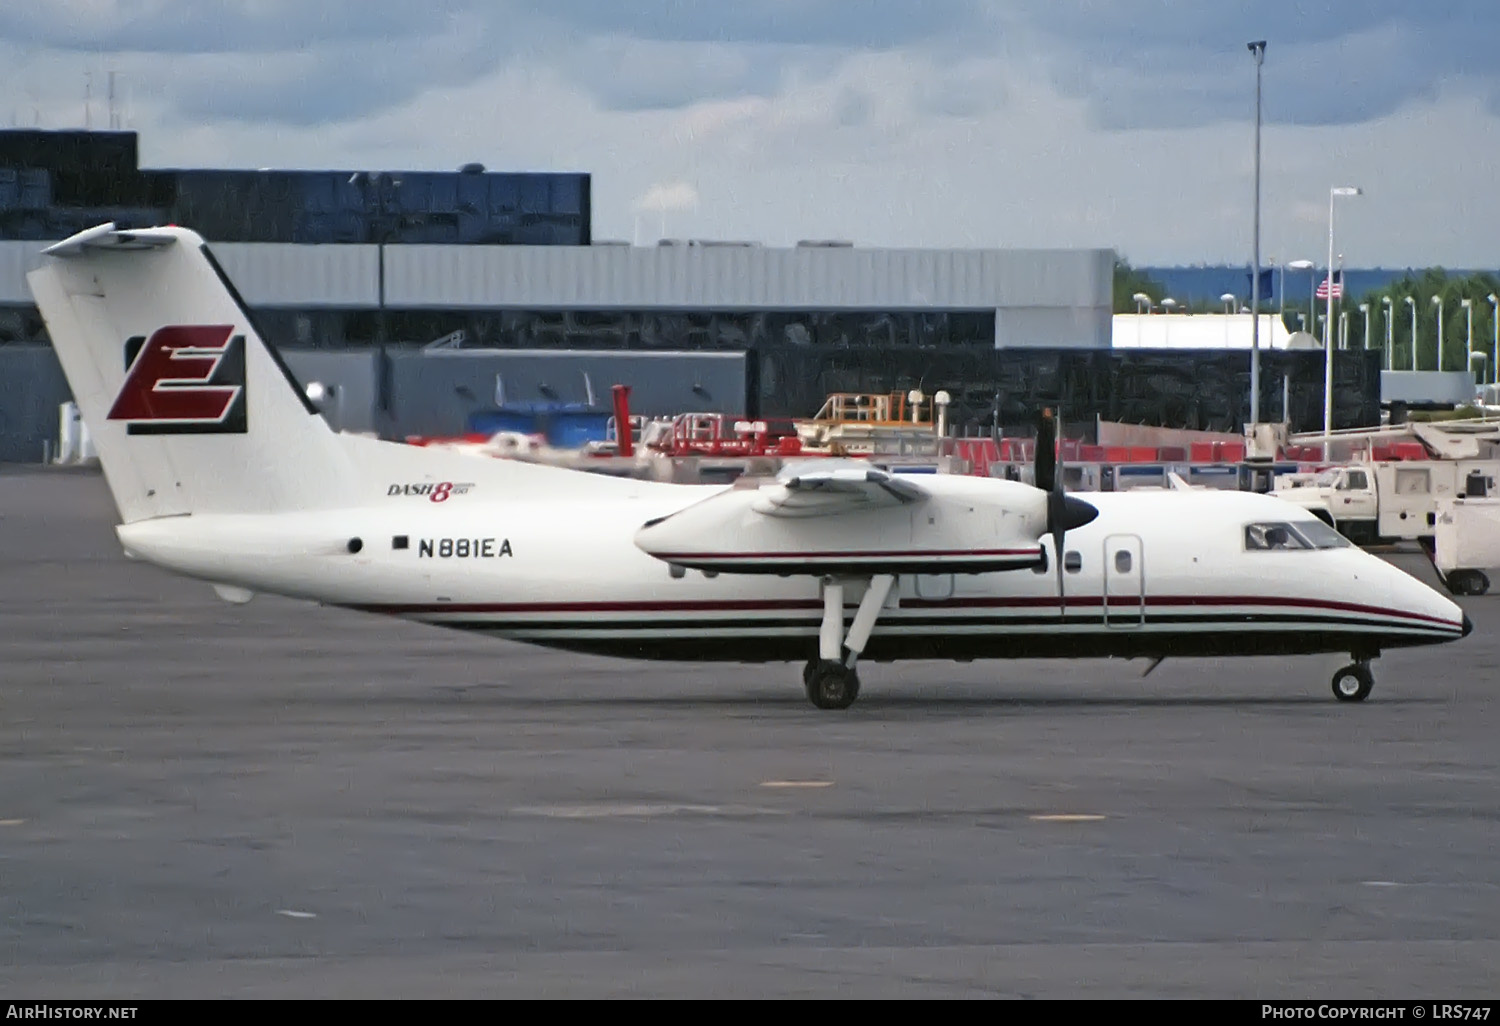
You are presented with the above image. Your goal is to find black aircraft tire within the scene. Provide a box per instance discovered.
[806,662,860,710]
[1331,663,1374,703]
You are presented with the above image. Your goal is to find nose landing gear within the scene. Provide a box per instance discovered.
[1331,660,1375,702]
[801,574,893,709]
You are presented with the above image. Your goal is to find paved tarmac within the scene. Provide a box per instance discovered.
[1,466,1497,999]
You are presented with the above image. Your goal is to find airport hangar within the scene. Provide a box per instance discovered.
[0,129,1380,462]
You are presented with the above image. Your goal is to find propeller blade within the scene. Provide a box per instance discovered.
[1034,407,1057,492]
[1034,406,1099,619]
[1053,524,1066,617]
[1045,492,1100,618]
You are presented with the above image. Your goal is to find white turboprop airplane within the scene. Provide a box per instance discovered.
[26,223,1472,709]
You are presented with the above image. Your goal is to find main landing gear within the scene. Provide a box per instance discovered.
[1331,659,1375,702]
[803,574,894,710]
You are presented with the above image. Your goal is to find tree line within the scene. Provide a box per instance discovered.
[1114,259,1500,376]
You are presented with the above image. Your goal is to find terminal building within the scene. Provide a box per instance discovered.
[0,129,1380,461]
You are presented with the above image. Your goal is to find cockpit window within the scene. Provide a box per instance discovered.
[1245,522,1309,550]
[1244,520,1351,551]
[1290,518,1352,549]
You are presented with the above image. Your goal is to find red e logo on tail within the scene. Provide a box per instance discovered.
[107,326,247,435]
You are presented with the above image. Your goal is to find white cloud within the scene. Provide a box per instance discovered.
[3,4,1498,267]
[633,182,700,213]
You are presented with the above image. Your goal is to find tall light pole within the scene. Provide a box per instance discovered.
[1382,296,1394,370]
[1461,297,1474,377]
[1132,291,1151,347]
[1324,186,1361,456]
[1490,293,1499,384]
[1405,296,1417,371]
[1359,302,1370,351]
[350,171,403,343]
[1248,40,1266,427]
[1432,295,1445,372]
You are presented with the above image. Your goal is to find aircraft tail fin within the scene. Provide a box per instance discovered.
[26,223,357,523]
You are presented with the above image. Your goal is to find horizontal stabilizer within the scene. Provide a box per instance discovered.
[42,223,180,257]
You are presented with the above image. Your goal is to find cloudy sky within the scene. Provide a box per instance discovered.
[4,1,1498,266]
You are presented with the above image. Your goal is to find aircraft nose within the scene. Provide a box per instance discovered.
[1463,613,1474,638]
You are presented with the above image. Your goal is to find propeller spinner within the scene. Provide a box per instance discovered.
[1034,407,1098,616]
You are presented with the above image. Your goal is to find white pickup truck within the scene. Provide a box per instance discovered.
[1273,460,1500,544]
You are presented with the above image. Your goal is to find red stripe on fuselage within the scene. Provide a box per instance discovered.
[653,547,1040,559]
[347,594,1461,630]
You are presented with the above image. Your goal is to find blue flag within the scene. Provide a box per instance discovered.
[1247,268,1274,301]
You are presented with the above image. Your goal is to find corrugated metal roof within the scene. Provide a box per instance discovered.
[1,240,1114,315]
[0,239,380,306]
[0,240,45,304]
[385,245,1114,310]
[210,243,379,306]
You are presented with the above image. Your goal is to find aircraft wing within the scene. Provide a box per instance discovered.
[635,459,1051,575]
[752,460,927,518]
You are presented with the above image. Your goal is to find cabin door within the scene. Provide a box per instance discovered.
[1103,534,1144,628]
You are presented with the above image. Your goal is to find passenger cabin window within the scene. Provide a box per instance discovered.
[1342,471,1369,490]
[1114,550,1132,573]
[1244,520,1350,551]
[1064,550,1082,573]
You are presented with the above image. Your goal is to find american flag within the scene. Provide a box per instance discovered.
[1315,271,1343,299]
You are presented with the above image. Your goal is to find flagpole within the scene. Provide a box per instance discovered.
[1323,186,1361,459]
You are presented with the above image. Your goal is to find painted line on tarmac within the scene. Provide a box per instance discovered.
[760,780,834,788]
[512,803,786,818]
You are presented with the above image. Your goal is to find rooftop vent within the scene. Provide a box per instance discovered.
[797,239,854,247]
[687,239,760,247]
[459,162,485,174]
